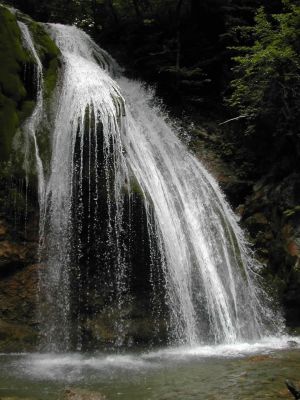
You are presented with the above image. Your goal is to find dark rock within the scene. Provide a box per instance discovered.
[0,240,37,276]
[238,173,300,326]
[0,220,8,237]
[285,380,300,399]
[287,340,298,348]
[0,263,41,351]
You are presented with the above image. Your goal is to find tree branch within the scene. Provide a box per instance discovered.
[219,115,247,125]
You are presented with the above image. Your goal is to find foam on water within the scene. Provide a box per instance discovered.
[144,335,300,360]
[3,336,297,382]
[16,353,152,382]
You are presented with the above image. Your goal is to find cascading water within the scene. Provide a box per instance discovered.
[19,21,282,351]
[17,21,45,215]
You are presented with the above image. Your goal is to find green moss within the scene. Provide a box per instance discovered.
[0,5,61,181]
[36,126,51,175]
[14,10,61,101]
[19,18,60,173]
[0,5,33,163]
[44,57,59,99]
[129,176,145,197]
[2,72,26,100]
[0,6,31,65]
[26,20,59,59]
[25,19,60,101]
[0,96,19,160]
[19,100,35,121]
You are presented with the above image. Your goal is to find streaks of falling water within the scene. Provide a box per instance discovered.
[116,78,279,344]
[17,22,45,211]
[17,21,51,348]
[25,22,282,351]
[39,24,130,351]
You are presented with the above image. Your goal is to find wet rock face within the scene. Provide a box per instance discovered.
[0,236,39,351]
[0,5,36,164]
[0,177,40,351]
[0,239,37,275]
[0,264,40,351]
[0,5,60,351]
[239,173,300,327]
[183,122,300,328]
[67,186,168,350]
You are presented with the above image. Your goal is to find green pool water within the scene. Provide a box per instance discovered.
[0,337,299,400]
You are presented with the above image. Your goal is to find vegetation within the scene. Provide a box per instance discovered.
[24,18,60,100]
[0,4,60,181]
[228,0,300,177]
[0,5,33,163]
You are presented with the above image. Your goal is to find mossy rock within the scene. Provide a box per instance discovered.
[0,4,61,184]
[23,18,60,100]
[0,5,33,164]
[15,10,61,174]
[129,176,145,197]
[15,9,61,98]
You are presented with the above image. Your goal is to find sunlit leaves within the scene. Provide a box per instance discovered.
[229,1,300,137]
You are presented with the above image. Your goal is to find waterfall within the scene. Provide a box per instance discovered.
[19,21,282,351]
[18,21,45,208]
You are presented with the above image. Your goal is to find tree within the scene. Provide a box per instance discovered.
[229,1,300,137]
[228,0,300,173]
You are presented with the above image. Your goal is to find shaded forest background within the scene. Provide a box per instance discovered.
[2,0,300,327]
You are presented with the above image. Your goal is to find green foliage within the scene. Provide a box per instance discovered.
[229,1,300,141]
[283,205,300,217]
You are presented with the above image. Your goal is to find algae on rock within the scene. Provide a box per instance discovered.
[0,4,60,352]
[0,4,60,178]
[0,5,33,165]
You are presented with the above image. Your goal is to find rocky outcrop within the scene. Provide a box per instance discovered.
[0,4,59,172]
[0,263,40,351]
[239,173,300,326]
[0,237,36,273]
[0,4,60,351]
[0,206,40,351]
